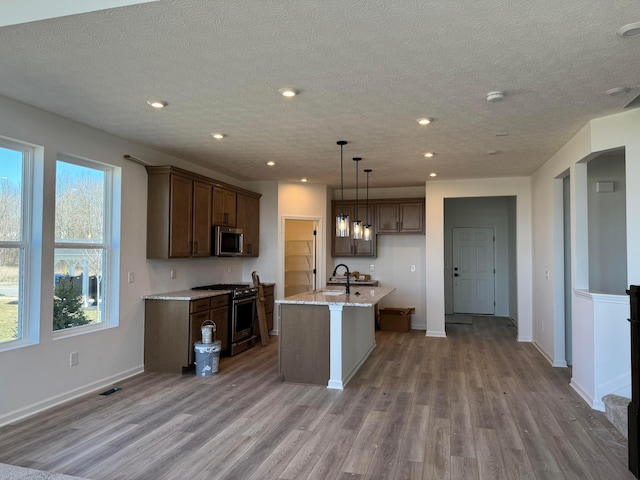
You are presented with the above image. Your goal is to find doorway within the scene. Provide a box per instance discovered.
[452,227,496,314]
[283,219,317,297]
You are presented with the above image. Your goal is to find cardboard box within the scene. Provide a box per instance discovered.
[379,307,414,332]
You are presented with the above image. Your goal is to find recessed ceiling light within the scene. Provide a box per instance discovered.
[429,172,437,177]
[424,152,435,158]
[279,88,299,97]
[617,22,640,38]
[487,150,501,155]
[486,91,505,102]
[416,117,433,125]
[301,178,308,182]
[147,100,167,109]
[495,132,509,137]
[606,87,631,96]
[267,161,275,166]
[211,133,226,139]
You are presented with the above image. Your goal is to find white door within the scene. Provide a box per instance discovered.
[452,227,496,314]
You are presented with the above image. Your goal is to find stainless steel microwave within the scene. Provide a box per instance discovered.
[213,226,244,256]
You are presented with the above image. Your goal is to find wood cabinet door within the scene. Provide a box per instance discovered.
[192,181,212,256]
[213,188,237,226]
[240,194,260,256]
[399,202,424,233]
[189,310,210,365]
[169,175,193,257]
[376,203,400,233]
[211,306,229,352]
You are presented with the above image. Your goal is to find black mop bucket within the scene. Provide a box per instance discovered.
[194,340,221,376]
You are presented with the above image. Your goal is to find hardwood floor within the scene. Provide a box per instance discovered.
[0,317,633,479]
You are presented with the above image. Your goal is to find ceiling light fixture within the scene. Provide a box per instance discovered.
[486,91,505,102]
[495,132,509,137]
[211,133,226,139]
[617,22,640,38]
[429,172,437,177]
[363,169,372,242]
[336,141,349,237]
[147,100,167,109]
[424,152,435,158]
[267,161,275,166]
[487,150,501,155]
[301,178,308,183]
[606,87,631,96]
[416,117,433,125]
[352,157,363,240]
[279,88,299,97]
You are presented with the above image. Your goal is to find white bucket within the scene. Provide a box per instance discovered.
[201,320,216,344]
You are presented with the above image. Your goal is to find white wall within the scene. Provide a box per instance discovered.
[587,153,627,294]
[530,107,640,409]
[425,178,532,340]
[0,95,263,424]
[334,235,427,330]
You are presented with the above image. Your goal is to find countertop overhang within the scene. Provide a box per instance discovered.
[276,286,395,307]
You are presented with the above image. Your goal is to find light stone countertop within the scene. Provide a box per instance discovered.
[142,290,231,301]
[276,286,395,307]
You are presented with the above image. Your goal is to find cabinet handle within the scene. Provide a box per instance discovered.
[194,241,198,254]
[224,212,228,224]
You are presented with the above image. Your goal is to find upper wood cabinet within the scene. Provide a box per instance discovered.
[146,166,261,259]
[236,193,260,257]
[213,187,237,227]
[376,199,424,234]
[146,167,212,258]
[331,202,377,257]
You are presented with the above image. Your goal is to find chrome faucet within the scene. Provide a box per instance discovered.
[332,264,351,294]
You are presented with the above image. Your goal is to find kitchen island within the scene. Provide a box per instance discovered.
[276,286,395,389]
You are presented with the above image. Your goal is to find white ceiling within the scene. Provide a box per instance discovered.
[0,0,639,188]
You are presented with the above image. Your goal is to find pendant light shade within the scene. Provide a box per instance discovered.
[336,141,349,237]
[352,157,363,240]
[363,169,372,242]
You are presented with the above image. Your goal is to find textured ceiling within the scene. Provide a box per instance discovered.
[0,0,639,188]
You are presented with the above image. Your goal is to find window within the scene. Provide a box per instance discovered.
[54,157,112,332]
[0,141,30,345]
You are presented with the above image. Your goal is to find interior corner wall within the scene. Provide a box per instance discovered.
[425,178,532,340]
[0,94,253,425]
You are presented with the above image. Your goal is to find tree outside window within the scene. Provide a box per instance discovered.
[54,159,109,331]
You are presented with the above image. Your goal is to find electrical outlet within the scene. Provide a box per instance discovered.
[70,351,78,366]
[369,264,375,272]
[411,265,416,272]
[170,269,176,279]
[127,271,134,283]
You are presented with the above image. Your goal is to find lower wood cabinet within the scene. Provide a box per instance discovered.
[144,294,229,374]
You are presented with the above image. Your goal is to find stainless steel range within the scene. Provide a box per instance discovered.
[192,283,258,356]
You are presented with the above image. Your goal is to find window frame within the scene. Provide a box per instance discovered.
[0,137,34,350]
[52,154,116,337]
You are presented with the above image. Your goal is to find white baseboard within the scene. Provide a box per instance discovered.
[0,365,144,427]
[570,378,602,412]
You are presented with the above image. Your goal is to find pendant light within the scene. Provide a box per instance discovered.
[363,168,372,241]
[336,141,349,237]
[352,157,363,239]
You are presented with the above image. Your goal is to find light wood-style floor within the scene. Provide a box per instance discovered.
[0,317,633,480]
